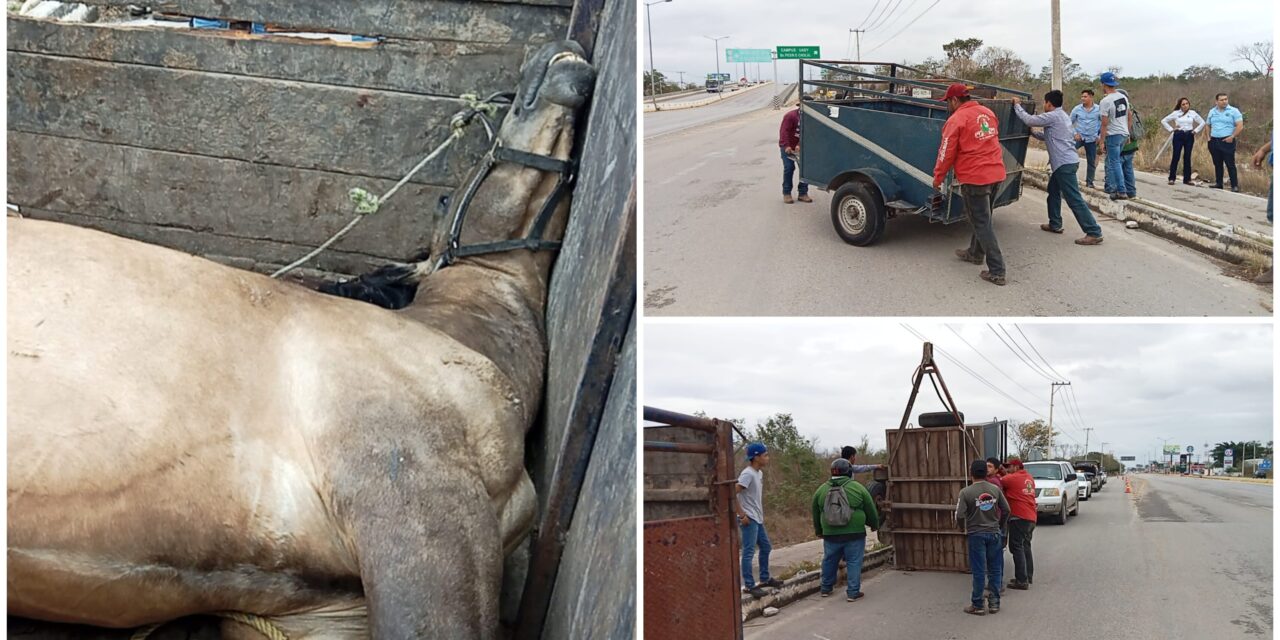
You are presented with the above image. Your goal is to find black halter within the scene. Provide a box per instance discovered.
[433,93,578,271]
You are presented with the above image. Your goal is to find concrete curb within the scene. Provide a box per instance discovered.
[1021,168,1273,269]
[642,82,773,113]
[1191,475,1273,484]
[740,545,894,622]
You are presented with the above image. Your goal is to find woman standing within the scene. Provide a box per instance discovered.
[1161,97,1205,185]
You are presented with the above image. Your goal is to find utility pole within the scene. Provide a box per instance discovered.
[1159,437,1172,472]
[1082,427,1094,462]
[1048,381,1070,453]
[849,28,865,61]
[645,0,672,107]
[675,70,686,88]
[1099,441,1109,466]
[1050,0,1063,91]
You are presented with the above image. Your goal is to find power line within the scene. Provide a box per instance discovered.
[999,325,1060,381]
[901,325,1048,419]
[855,0,883,30]
[944,324,1045,404]
[988,324,1058,382]
[877,0,921,34]
[866,0,904,31]
[1015,324,1069,381]
[867,0,942,53]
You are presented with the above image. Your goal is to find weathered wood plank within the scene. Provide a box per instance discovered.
[67,0,571,43]
[8,52,497,185]
[8,132,445,270]
[543,318,636,640]
[7,16,531,98]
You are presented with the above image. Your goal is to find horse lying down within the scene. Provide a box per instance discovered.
[7,40,594,640]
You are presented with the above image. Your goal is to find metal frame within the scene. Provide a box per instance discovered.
[799,59,1032,104]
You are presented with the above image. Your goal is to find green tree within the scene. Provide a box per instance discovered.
[642,70,679,96]
[942,37,984,61]
[1178,64,1228,81]
[1010,419,1056,459]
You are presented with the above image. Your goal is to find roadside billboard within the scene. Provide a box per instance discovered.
[1162,444,1181,454]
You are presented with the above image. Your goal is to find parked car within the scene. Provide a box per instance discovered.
[1098,469,1107,487]
[1077,472,1092,500]
[1023,461,1080,525]
[1073,461,1103,492]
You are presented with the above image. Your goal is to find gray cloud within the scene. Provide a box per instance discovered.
[643,322,1273,463]
[643,0,1273,85]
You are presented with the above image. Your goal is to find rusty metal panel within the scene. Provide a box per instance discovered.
[643,407,743,640]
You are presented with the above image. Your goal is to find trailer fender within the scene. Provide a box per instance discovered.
[828,168,901,207]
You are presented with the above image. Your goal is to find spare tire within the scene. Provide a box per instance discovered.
[918,411,964,427]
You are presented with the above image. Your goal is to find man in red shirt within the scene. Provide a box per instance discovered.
[999,458,1039,589]
[779,98,813,204]
[933,83,1009,286]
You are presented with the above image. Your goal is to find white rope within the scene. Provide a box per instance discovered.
[270,94,502,279]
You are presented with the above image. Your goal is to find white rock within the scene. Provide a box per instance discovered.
[59,3,98,22]
[19,0,41,14]
[763,607,780,617]
[27,1,71,18]
[1125,220,1139,229]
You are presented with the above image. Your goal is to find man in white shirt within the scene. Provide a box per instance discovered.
[1160,98,1205,185]
[1097,72,1133,201]
[736,442,782,598]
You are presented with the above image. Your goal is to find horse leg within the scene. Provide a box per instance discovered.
[333,448,504,640]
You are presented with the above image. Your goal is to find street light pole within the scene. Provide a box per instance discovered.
[645,0,673,108]
[705,35,730,78]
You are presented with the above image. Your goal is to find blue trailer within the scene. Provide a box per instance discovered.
[797,60,1034,246]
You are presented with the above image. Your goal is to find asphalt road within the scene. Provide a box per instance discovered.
[744,475,1273,640]
[643,84,781,139]
[643,106,1272,316]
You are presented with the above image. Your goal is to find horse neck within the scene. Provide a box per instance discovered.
[401,252,554,412]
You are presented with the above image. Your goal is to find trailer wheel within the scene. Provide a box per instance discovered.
[831,182,886,246]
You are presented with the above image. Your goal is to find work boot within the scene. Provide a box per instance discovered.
[1008,581,1030,590]
[1075,235,1104,246]
[1109,193,1130,201]
[955,249,983,265]
[980,271,1006,286]
[964,604,986,616]
[847,592,864,602]
[797,194,813,203]
[1040,223,1064,234]
[783,194,795,204]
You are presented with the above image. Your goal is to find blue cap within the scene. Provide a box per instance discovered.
[1099,72,1119,87]
[746,442,768,460]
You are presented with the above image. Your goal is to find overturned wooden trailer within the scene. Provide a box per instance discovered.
[881,343,1006,573]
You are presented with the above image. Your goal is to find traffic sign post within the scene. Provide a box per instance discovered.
[1225,448,1234,469]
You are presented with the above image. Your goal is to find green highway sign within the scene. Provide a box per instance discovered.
[776,46,820,59]
[726,48,773,64]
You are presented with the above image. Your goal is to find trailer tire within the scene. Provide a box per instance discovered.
[831,182,886,246]
[918,411,964,427]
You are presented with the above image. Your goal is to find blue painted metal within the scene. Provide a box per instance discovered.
[798,61,1033,235]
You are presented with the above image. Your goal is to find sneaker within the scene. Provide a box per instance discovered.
[783,195,795,204]
[847,592,864,602]
[1109,193,1129,201]
[1209,184,1224,190]
[820,591,833,598]
[797,194,813,203]
[1168,179,1176,185]
[987,603,1000,614]
[1008,581,1030,590]
[964,605,986,616]
[1232,186,1241,193]
[764,578,784,588]
[749,586,769,599]
[1040,223,1064,234]
[955,249,983,265]
[1075,235,1104,246]
[1086,182,1096,189]
[980,271,1006,286]
[1183,180,1193,185]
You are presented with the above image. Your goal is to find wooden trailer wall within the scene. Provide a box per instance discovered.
[884,424,985,572]
[8,0,570,276]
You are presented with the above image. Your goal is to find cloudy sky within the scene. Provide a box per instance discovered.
[643,0,1274,84]
[644,322,1273,464]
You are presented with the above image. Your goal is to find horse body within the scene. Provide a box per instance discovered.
[7,39,593,639]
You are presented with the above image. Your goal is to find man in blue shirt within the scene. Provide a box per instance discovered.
[1204,92,1244,192]
[1069,89,1102,188]
[1014,91,1103,244]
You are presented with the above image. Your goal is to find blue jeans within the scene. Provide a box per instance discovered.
[1104,134,1127,195]
[780,148,808,196]
[967,532,1003,608]
[740,519,773,588]
[1074,139,1098,186]
[1121,151,1136,197]
[820,537,866,597]
[1048,163,1102,236]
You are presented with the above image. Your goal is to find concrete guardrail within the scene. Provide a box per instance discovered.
[741,545,894,623]
[642,81,774,113]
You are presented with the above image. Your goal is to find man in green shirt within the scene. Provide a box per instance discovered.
[812,458,880,601]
